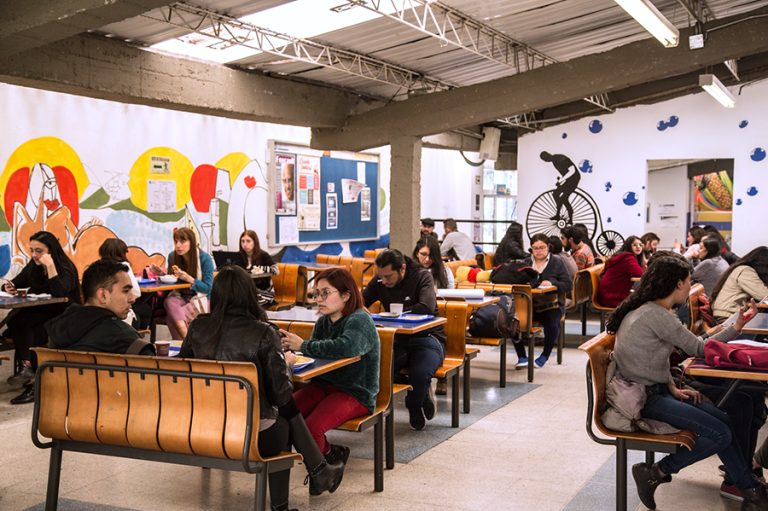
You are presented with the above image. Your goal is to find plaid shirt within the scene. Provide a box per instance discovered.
[572,244,595,270]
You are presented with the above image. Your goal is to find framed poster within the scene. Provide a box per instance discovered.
[275,152,296,215]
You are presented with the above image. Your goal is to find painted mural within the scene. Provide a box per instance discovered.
[525,150,623,256]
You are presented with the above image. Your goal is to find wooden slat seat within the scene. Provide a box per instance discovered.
[31,348,302,511]
[565,267,594,341]
[586,264,614,331]
[445,259,479,278]
[271,263,308,310]
[578,333,695,511]
[687,283,706,334]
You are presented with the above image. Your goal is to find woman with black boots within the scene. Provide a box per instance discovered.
[609,256,768,511]
[180,266,344,510]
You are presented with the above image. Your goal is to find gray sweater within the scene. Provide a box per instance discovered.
[614,302,738,386]
[692,256,728,297]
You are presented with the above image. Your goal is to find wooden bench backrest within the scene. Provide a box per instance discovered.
[445,259,478,277]
[273,263,308,305]
[363,249,384,261]
[586,263,606,306]
[374,328,396,413]
[688,283,705,334]
[350,258,367,288]
[437,301,469,360]
[33,348,266,462]
[577,331,615,435]
[338,255,353,269]
[572,268,593,306]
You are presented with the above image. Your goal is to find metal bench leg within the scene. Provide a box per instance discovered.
[45,444,63,511]
[581,303,587,336]
[600,313,606,333]
[463,358,471,414]
[499,337,507,388]
[557,316,564,365]
[646,451,655,465]
[385,408,395,469]
[254,464,268,511]
[527,334,535,383]
[374,420,384,492]
[451,371,460,428]
[616,438,627,511]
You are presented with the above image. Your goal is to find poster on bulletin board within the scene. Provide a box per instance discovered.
[267,140,379,247]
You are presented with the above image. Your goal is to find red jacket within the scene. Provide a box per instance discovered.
[596,252,644,308]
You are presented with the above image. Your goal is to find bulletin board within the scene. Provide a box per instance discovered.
[267,140,379,247]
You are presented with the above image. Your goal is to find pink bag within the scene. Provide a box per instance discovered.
[704,341,768,370]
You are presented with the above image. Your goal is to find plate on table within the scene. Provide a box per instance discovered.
[371,313,434,323]
[138,278,156,285]
[376,312,400,318]
[292,355,315,372]
[159,276,178,284]
[28,293,52,300]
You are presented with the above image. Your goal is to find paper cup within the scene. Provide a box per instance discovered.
[155,341,171,357]
[390,303,404,315]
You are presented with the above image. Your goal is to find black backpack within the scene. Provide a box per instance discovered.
[468,294,519,339]
[490,260,541,287]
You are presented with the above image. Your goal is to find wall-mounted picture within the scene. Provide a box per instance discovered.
[275,152,296,215]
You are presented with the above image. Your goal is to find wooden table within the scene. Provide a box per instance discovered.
[0,295,68,310]
[439,295,499,311]
[292,356,362,383]
[139,282,193,293]
[743,313,768,335]
[267,307,447,334]
[684,358,768,407]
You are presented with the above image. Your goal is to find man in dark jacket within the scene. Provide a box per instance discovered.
[46,259,154,355]
[363,250,446,431]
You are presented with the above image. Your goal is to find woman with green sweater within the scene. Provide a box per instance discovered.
[280,267,380,482]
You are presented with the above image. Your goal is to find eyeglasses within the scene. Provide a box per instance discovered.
[315,289,339,301]
[531,245,548,251]
[417,251,430,258]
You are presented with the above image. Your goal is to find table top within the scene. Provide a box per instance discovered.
[684,358,768,382]
[292,356,362,383]
[304,263,346,272]
[742,312,768,335]
[267,306,447,334]
[139,282,193,293]
[438,295,500,311]
[758,302,768,310]
[0,295,68,309]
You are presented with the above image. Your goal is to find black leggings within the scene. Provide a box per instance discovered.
[7,308,61,367]
[258,416,291,509]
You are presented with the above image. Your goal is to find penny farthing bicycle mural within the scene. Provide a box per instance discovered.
[527,152,624,256]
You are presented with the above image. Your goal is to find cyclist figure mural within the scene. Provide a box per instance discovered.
[526,150,623,256]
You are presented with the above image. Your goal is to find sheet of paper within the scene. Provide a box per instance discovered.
[279,216,299,244]
[341,178,366,203]
[357,162,366,185]
[326,192,338,230]
[297,155,321,230]
[360,187,371,221]
[147,180,176,213]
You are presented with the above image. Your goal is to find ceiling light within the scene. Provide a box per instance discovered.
[614,0,679,47]
[699,74,736,108]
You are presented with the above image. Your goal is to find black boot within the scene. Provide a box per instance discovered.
[631,463,671,510]
[325,444,350,465]
[741,485,768,511]
[287,414,345,496]
[271,503,298,511]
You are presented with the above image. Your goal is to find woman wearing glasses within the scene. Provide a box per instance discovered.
[280,268,380,488]
[512,233,572,369]
[413,236,453,289]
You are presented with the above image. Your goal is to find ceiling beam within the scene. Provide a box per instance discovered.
[310,6,768,151]
[0,33,377,128]
[0,0,174,59]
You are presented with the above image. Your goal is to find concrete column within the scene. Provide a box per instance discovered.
[389,136,422,254]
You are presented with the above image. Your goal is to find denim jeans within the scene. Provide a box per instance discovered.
[512,307,561,359]
[393,335,445,411]
[643,384,756,489]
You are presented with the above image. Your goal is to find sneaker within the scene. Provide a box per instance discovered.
[7,366,34,387]
[515,356,528,369]
[408,406,426,431]
[721,482,744,502]
[422,384,436,421]
[632,462,671,510]
[534,355,548,369]
[435,378,447,396]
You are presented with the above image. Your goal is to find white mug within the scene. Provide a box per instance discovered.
[390,303,404,315]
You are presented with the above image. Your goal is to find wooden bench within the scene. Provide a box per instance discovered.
[272,321,407,485]
[687,283,706,335]
[350,257,375,289]
[271,263,308,309]
[565,267,594,340]
[578,333,695,511]
[445,259,478,278]
[434,301,469,427]
[31,347,302,511]
[586,264,613,331]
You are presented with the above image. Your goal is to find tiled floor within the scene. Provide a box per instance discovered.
[0,322,755,510]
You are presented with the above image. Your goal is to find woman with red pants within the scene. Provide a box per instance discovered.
[280,268,380,492]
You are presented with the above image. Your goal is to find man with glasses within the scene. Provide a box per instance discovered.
[363,249,446,431]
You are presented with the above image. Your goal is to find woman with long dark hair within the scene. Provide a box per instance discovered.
[512,233,572,369]
[3,231,81,404]
[596,235,644,308]
[180,266,344,509]
[608,256,767,510]
[494,221,527,265]
[152,227,214,339]
[281,268,379,482]
[691,236,728,297]
[239,229,279,293]
[413,236,453,289]
[711,246,768,322]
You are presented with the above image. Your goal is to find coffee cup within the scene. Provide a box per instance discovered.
[390,303,404,315]
[16,287,29,298]
[155,340,171,357]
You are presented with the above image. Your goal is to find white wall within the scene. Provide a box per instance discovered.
[517,78,768,255]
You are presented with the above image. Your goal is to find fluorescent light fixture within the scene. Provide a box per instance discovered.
[699,74,736,108]
[614,0,679,47]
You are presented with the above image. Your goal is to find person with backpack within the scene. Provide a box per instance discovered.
[512,233,572,369]
[608,255,767,511]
